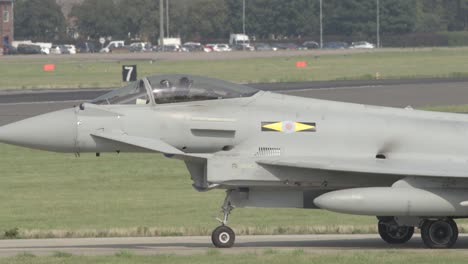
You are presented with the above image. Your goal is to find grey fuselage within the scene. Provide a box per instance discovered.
[2,89,468,217]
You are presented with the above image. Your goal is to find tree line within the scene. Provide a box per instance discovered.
[13,0,468,44]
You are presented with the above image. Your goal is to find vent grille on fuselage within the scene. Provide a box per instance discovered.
[255,147,281,157]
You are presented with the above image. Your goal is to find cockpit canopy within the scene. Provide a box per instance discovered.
[90,74,259,105]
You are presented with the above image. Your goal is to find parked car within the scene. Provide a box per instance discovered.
[59,45,77,54]
[324,41,349,49]
[204,44,215,52]
[40,46,50,55]
[273,43,300,50]
[232,44,255,51]
[100,40,125,53]
[67,45,77,54]
[129,42,152,52]
[156,44,186,52]
[350,41,375,49]
[2,44,17,55]
[182,42,205,52]
[231,44,244,51]
[212,43,231,52]
[76,42,99,53]
[254,43,277,51]
[59,45,69,54]
[17,44,42,54]
[301,41,319,49]
[50,45,61,55]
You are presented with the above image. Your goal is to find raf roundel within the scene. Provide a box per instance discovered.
[282,121,295,134]
[261,121,316,133]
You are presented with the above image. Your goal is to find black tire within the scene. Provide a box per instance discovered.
[421,219,458,248]
[211,226,235,248]
[378,220,414,244]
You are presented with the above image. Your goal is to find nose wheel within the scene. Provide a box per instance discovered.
[211,190,236,248]
[212,225,235,248]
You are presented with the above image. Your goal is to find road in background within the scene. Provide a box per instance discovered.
[2,47,464,63]
[0,48,386,62]
[1,78,468,126]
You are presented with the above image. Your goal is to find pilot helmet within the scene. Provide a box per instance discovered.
[160,79,172,88]
[178,77,193,88]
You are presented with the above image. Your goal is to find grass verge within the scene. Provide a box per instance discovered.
[0,142,379,238]
[2,47,468,89]
[3,250,468,264]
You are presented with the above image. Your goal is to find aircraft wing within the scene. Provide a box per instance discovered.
[91,132,184,155]
[257,156,468,178]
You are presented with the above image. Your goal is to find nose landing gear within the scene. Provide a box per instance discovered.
[211,190,236,248]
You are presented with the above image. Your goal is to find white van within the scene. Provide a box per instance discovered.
[100,40,125,53]
[229,34,254,51]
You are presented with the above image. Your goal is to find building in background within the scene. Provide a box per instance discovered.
[0,0,14,51]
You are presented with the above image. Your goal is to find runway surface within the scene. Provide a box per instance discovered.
[1,78,468,126]
[1,234,468,257]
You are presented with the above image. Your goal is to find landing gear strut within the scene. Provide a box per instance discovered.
[377,217,414,244]
[420,218,458,248]
[211,190,236,248]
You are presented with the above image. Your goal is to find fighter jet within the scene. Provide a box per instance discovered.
[1,74,468,249]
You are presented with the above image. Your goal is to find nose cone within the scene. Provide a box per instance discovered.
[0,108,78,152]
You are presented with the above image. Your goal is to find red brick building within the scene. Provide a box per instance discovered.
[0,0,14,50]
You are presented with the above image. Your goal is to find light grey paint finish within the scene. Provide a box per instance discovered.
[185,159,209,191]
[258,157,468,178]
[228,188,329,209]
[392,176,468,189]
[313,187,468,216]
[91,132,184,154]
[3,77,468,218]
[230,189,304,208]
[0,108,77,152]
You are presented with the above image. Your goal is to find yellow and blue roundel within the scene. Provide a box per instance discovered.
[261,121,316,133]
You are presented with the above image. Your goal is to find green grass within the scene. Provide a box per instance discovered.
[2,47,468,89]
[0,143,376,238]
[3,250,468,264]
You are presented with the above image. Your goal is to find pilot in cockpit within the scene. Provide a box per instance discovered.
[178,77,193,89]
[154,77,193,103]
[159,79,172,89]
[176,77,192,98]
